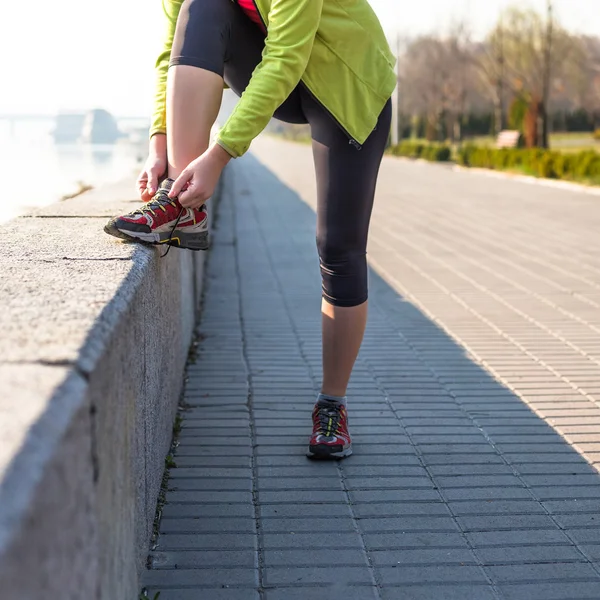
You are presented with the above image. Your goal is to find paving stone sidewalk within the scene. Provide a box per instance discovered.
[145,137,600,600]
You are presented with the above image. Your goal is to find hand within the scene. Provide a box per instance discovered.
[169,144,231,208]
[136,134,167,202]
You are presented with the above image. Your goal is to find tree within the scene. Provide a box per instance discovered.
[397,23,478,142]
[571,36,600,128]
[474,20,506,134]
[484,5,579,147]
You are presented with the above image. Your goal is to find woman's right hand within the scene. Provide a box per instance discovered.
[136,134,167,202]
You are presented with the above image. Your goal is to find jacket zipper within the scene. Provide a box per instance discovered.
[299,82,363,150]
[248,0,363,151]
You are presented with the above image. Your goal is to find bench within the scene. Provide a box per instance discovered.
[496,130,521,149]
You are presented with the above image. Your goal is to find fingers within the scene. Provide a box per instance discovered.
[136,170,148,198]
[140,188,153,203]
[169,169,191,199]
[178,184,195,206]
[146,168,160,197]
[137,170,155,202]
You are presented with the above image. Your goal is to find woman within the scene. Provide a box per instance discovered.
[105,0,396,459]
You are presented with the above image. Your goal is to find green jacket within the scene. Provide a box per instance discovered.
[151,0,396,157]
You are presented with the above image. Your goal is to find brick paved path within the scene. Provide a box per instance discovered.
[145,137,600,600]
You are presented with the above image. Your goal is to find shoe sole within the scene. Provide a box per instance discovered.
[104,223,209,251]
[306,445,352,460]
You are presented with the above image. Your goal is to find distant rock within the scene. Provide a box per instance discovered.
[52,112,85,143]
[80,109,124,144]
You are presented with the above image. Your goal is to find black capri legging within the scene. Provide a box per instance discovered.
[171,0,391,307]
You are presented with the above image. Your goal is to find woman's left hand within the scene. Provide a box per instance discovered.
[169,143,232,208]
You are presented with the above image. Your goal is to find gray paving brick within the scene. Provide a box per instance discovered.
[466,529,570,547]
[504,452,584,463]
[256,465,340,477]
[520,471,600,484]
[352,502,450,518]
[172,456,252,468]
[259,503,352,518]
[170,468,252,478]
[261,517,356,533]
[168,478,252,491]
[144,567,258,587]
[364,532,470,550]
[474,544,584,565]
[487,561,598,582]
[149,550,257,569]
[512,462,597,474]
[434,475,523,488]
[428,464,514,476]
[568,529,600,544]
[345,476,435,490]
[377,564,488,585]
[370,547,477,566]
[146,590,260,600]
[175,446,252,457]
[543,499,600,513]
[255,445,310,456]
[255,455,332,466]
[182,419,250,428]
[257,477,342,490]
[579,544,600,560]
[184,397,249,406]
[263,548,367,567]
[442,486,531,501]
[265,587,379,600]
[167,491,253,503]
[456,514,558,531]
[155,533,257,550]
[259,490,346,503]
[419,444,499,455]
[161,503,254,518]
[421,453,505,465]
[159,518,256,534]
[264,566,374,585]
[176,434,252,446]
[262,532,361,548]
[531,486,600,500]
[338,454,422,466]
[380,584,498,600]
[552,512,600,528]
[498,581,600,600]
[358,516,459,533]
[350,488,443,503]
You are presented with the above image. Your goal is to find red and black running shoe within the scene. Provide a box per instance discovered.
[104,178,209,251]
[307,400,352,459]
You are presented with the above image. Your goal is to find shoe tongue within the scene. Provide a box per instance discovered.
[317,399,342,409]
[159,178,175,192]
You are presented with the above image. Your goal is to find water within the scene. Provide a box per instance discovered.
[0,118,149,223]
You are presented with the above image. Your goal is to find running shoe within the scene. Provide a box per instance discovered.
[307,399,352,459]
[104,178,209,251]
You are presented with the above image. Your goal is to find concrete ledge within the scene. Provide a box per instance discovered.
[0,177,213,599]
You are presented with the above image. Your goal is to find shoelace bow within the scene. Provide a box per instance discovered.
[315,404,344,437]
[133,188,178,217]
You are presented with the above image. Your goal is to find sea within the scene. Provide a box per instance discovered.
[0,117,149,224]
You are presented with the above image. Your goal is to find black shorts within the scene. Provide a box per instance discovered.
[171,0,391,307]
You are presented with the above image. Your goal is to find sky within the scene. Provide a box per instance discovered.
[1,0,598,118]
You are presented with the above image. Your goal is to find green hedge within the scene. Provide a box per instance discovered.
[388,141,452,162]
[457,145,600,180]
